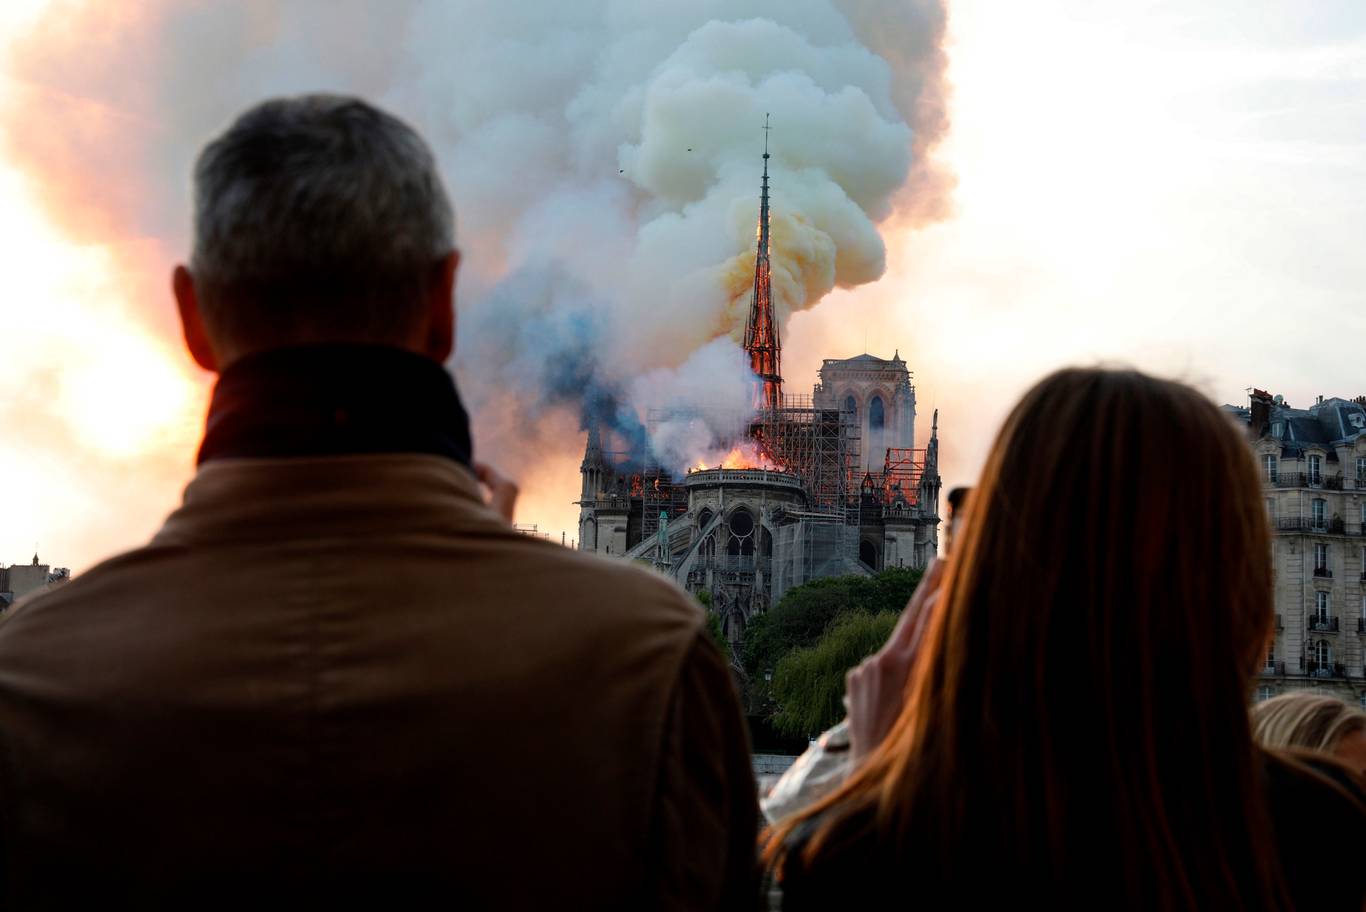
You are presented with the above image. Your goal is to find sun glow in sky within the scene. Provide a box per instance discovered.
[3,1,1366,571]
[0,161,205,567]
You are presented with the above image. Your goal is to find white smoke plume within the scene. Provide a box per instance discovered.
[4,0,951,483]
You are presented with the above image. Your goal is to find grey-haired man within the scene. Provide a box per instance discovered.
[0,95,757,910]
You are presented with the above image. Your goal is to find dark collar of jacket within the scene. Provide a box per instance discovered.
[197,344,473,468]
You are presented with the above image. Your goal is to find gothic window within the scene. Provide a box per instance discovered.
[697,508,714,531]
[869,396,885,430]
[844,395,857,419]
[726,508,755,558]
[858,539,878,569]
[868,395,886,465]
[1308,454,1322,486]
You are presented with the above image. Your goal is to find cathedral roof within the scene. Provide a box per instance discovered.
[823,352,905,367]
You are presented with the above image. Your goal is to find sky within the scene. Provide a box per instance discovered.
[3,1,1366,572]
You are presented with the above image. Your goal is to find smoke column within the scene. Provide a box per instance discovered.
[3,1,951,526]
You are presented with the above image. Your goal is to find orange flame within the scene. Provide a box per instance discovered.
[693,441,783,472]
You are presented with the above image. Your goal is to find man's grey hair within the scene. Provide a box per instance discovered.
[190,94,455,349]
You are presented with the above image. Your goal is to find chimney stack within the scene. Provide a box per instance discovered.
[1249,388,1273,440]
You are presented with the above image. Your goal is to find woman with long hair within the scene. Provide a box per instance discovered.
[765,368,1366,910]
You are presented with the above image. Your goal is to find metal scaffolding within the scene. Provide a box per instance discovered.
[752,394,860,518]
[867,447,929,506]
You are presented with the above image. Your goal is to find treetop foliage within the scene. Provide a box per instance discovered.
[769,610,900,738]
[742,565,923,680]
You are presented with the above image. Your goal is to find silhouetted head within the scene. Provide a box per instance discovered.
[1253,691,1366,774]
[770,367,1286,908]
[173,94,458,370]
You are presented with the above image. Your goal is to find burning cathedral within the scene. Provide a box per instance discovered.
[575,138,942,649]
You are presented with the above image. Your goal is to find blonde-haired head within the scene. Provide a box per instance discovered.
[1251,691,1366,754]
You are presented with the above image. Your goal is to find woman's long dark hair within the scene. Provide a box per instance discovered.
[766,368,1289,909]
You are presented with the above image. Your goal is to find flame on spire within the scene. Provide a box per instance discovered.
[743,113,782,411]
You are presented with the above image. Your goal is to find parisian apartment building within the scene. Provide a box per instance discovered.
[1227,391,1366,709]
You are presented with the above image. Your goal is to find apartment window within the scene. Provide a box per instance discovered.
[1360,502,1366,528]
[1314,543,1328,571]
[1312,498,1326,529]
[1361,692,1366,710]
[1308,454,1322,486]
[1257,686,1274,702]
[1358,455,1366,482]
[1265,498,1275,521]
[1262,454,1278,483]
[1314,591,1329,622]
[1265,641,1276,668]
[1313,639,1331,665]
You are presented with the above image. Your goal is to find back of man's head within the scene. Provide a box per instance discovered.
[189,94,455,357]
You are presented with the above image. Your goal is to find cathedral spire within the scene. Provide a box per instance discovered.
[743,113,782,411]
[582,420,603,466]
[928,409,939,467]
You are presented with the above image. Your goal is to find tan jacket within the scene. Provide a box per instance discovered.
[0,454,757,909]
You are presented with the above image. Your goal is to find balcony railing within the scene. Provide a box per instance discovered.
[693,555,773,576]
[1272,472,1343,490]
[1312,566,1333,578]
[1274,517,1344,534]
[1307,616,1339,633]
[1305,661,1347,678]
[1260,662,1285,676]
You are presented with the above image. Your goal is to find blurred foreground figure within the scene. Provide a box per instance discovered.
[1253,691,1366,776]
[765,368,1366,910]
[0,95,756,910]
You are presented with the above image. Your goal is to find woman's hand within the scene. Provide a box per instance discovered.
[845,558,946,767]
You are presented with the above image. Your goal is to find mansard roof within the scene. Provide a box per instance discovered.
[1227,395,1366,457]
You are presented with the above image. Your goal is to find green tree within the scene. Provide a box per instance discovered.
[769,610,899,738]
[742,566,923,682]
[695,589,732,665]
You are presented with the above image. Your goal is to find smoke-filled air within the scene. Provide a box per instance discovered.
[2,0,950,549]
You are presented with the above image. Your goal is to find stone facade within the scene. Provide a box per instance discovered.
[1227,392,1366,709]
[813,353,916,471]
[0,554,70,612]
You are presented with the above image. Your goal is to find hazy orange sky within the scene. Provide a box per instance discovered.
[3,1,1365,572]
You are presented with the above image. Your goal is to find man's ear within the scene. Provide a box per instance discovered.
[421,249,459,363]
[173,265,219,373]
